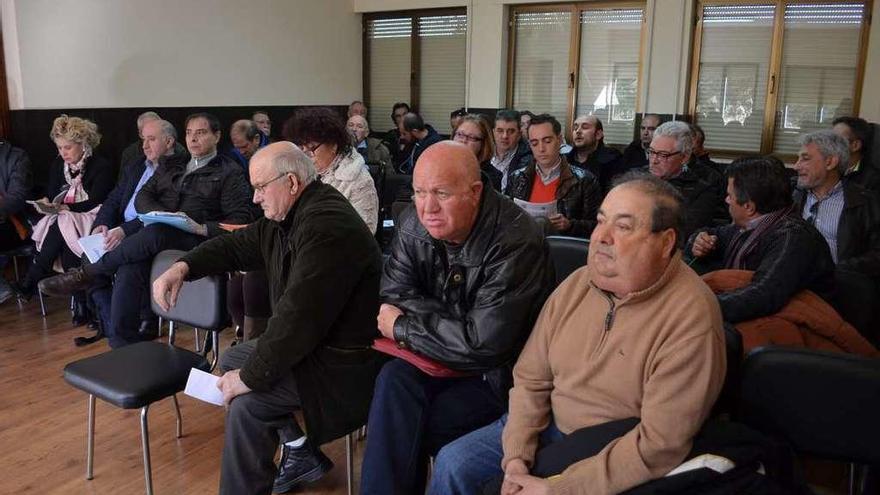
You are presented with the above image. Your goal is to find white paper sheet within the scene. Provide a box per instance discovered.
[77,233,107,264]
[184,368,224,407]
[513,198,558,219]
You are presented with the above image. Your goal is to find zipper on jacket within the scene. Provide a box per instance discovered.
[592,291,616,357]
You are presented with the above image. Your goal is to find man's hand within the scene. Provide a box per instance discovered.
[501,458,530,495]
[547,214,571,233]
[216,369,252,405]
[103,227,126,251]
[92,225,108,236]
[177,212,209,237]
[152,261,190,312]
[504,469,550,495]
[377,303,403,339]
[691,232,718,258]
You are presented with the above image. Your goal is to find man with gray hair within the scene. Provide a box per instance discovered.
[647,120,727,238]
[792,129,880,338]
[227,119,263,177]
[152,142,386,494]
[119,111,162,170]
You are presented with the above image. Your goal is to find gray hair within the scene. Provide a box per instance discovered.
[799,130,850,176]
[231,119,259,140]
[653,121,693,157]
[152,119,177,141]
[274,142,317,186]
[137,111,161,127]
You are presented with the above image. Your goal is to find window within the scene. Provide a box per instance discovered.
[690,1,869,155]
[364,10,467,135]
[508,4,646,145]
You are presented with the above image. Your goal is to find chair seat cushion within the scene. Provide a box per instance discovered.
[64,341,210,409]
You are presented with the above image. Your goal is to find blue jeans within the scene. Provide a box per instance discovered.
[428,414,564,495]
[359,359,506,495]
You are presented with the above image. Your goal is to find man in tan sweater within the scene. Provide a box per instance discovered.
[428,173,727,495]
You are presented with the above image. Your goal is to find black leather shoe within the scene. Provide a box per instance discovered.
[272,441,333,493]
[72,300,92,327]
[138,320,159,341]
[38,268,93,297]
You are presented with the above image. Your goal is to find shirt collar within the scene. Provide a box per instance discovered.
[535,156,562,182]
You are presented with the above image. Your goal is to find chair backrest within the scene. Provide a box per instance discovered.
[738,346,880,465]
[149,249,229,330]
[546,236,589,287]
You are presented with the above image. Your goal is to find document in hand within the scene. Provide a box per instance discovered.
[138,211,190,231]
[77,233,107,263]
[184,368,224,406]
[26,200,61,215]
[513,198,557,218]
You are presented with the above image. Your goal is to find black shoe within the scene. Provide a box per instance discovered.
[72,300,92,327]
[37,268,93,298]
[138,319,159,341]
[272,441,333,493]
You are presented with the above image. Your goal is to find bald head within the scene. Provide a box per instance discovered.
[415,141,480,183]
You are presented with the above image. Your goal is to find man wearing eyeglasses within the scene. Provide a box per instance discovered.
[152,142,385,495]
[38,113,255,347]
[645,121,727,239]
[792,129,880,339]
[361,141,555,495]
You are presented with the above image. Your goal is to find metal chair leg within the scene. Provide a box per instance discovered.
[849,463,856,495]
[346,432,354,495]
[86,394,95,480]
[38,290,46,316]
[157,317,163,338]
[209,331,220,372]
[193,328,201,353]
[171,394,183,438]
[168,321,176,345]
[140,405,154,495]
[12,256,19,281]
[358,425,366,441]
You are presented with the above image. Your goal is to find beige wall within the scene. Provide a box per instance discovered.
[1,0,363,110]
[860,6,880,122]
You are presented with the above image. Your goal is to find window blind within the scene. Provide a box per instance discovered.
[772,3,864,154]
[367,17,412,132]
[575,8,643,146]
[419,14,467,135]
[694,4,775,153]
[512,11,572,127]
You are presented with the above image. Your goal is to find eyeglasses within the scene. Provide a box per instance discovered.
[646,148,682,160]
[299,142,323,156]
[453,131,484,144]
[252,174,287,194]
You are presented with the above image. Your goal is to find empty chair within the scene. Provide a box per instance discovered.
[546,235,589,287]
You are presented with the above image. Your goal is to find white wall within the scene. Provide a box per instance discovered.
[1,0,363,109]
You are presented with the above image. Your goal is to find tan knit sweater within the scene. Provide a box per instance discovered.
[502,253,726,495]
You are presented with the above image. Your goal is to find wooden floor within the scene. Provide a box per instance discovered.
[0,295,362,495]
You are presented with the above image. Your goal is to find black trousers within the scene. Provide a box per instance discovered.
[0,220,26,252]
[23,222,80,285]
[226,270,272,328]
[217,340,305,495]
[87,224,202,347]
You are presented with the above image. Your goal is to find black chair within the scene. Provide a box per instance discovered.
[546,235,589,287]
[63,341,210,495]
[149,249,230,371]
[738,346,880,494]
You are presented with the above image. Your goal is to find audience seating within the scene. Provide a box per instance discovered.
[738,346,880,495]
[546,235,589,286]
[63,341,210,495]
[149,249,230,371]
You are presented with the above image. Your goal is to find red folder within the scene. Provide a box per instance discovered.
[372,338,470,378]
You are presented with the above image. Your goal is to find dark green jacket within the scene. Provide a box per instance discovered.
[181,180,385,444]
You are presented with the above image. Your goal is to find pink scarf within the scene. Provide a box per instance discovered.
[61,147,91,204]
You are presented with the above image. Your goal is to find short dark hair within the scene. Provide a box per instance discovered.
[185,112,221,133]
[520,110,535,119]
[726,156,792,214]
[450,108,467,118]
[613,171,685,250]
[528,114,562,136]
[391,102,411,123]
[402,112,426,132]
[282,107,352,158]
[832,116,871,149]
[495,109,521,125]
[691,123,705,144]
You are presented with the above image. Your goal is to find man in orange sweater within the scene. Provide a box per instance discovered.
[429,173,727,495]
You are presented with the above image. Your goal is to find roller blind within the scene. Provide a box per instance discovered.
[368,17,412,132]
[772,3,864,154]
[512,11,572,125]
[419,14,467,135]
[575,8,643,146]
[694,4,775,153]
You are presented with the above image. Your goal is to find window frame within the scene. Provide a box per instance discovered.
[506,2,648,138]
[687,0,873,158]
[362,7,467,123]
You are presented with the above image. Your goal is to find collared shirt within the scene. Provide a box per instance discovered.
[491,148,517,191]
[802,180,845,263]
[123,159,159,222]
[535,156,562,186]
[845,160,861,176]
[185,150,217,176]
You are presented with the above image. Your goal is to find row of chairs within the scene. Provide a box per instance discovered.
[60,238,880,494]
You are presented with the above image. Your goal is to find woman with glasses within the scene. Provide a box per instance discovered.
[452,114,502,191]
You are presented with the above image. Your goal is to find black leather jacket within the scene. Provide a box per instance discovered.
[0,142,31,220]
[506,159,603,238]
[661,161,728,239]
[794,181,880,278]
[135,152,255,237]
[565,142,621,193]
[382,184,555,395]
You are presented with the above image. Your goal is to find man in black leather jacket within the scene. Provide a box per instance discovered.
[360,141,555,495]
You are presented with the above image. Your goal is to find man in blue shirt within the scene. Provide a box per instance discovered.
[81,118,189,347]
[228,119,263,179]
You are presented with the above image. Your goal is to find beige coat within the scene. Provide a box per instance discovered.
[321,150,378,234]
